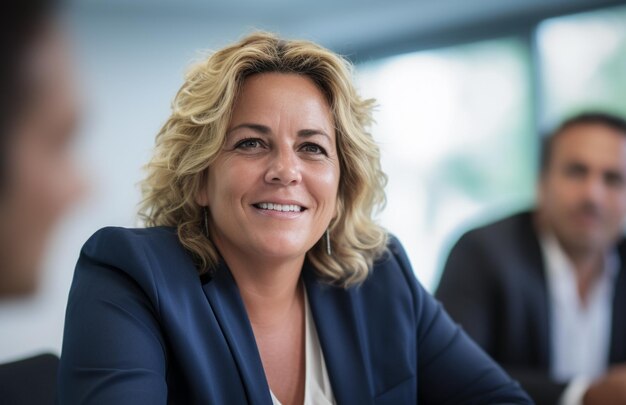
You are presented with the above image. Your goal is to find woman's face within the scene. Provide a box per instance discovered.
[0,25,83,297]
[197,73,340,266]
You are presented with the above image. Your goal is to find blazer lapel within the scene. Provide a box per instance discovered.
[201,263,273,405]
[610,248,626,363]
[303,262,374,404]
[520,211,551,367]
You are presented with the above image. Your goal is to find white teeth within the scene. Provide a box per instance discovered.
[257,202,302,212]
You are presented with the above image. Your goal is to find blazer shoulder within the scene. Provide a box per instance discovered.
[454,210,536,250]
[362,234,422,306]
[368,234,412,278]
[85,225,178,247]
[439,210,542,290]
[78,226,199,293]
[82,226,181,260]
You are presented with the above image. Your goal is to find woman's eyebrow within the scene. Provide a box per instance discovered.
[298,129,331,140]
[227,124,331,140]
[227,123,271,135]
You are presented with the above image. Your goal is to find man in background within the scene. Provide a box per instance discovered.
[436,112,626,405]
[0,1,84,403]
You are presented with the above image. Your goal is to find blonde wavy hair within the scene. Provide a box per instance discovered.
[139,32,388,287]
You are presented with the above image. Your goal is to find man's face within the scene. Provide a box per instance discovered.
[538,123,626,254]
[0,24,83,297]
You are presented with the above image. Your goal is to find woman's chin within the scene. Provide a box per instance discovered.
[251,239,312,262]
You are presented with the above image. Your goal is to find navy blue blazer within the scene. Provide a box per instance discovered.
[58,226,531,404]
[436,211,626,405]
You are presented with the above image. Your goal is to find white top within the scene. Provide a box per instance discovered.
[540,232,619,405]
[270,289,335,405]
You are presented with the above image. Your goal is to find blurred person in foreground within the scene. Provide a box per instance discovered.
[437,112,626,405]
[0,1,84,404]
[58,32,531,404]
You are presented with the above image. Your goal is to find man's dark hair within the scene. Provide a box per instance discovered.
[0,1,57,189]
[539,112,626,173]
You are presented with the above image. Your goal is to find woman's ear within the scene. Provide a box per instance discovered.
[195,188,208,206]
[195,170,209,206]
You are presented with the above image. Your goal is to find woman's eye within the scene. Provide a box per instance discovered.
[235,138,263,149]
[300,143,327,155]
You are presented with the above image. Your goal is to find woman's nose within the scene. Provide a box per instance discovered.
[264,147,302,186]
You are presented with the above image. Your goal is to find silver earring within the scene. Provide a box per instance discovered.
[203,207,209,238]
[325,229,332,255]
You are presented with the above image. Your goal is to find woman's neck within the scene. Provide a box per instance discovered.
[223,251,305,328]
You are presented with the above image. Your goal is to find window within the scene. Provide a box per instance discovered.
[357,38,535,289]
[356,5,626,290]
[537,5,626,129]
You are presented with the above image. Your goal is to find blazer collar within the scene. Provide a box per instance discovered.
[201,259,374,404]
[610,241,626,362]
[201,262,273,405]
[522,211,552,366]
[303,261,374,404]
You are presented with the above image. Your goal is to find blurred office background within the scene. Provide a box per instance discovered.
[0,0,624,362]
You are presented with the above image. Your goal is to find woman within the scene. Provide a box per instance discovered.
[59,32,531,404]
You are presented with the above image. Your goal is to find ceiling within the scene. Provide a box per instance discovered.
[68,0,624,60]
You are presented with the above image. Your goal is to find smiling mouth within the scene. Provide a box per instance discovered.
[253,202,305,212]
